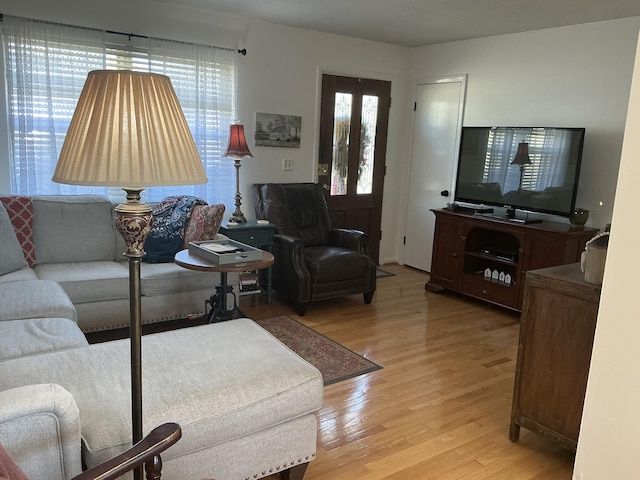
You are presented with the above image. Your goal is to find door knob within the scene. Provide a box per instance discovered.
[440,190,449,197]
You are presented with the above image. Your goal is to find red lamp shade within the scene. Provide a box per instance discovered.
[511,142,532,166]
[224,124,253,158]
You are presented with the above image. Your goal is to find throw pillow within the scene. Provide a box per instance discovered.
[143,196,207,263]
[0,443,30,480]
[0,196,35,266]
[183,204,226,247]
[0,203,28,276]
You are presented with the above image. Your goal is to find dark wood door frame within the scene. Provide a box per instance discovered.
[318,74,391,263]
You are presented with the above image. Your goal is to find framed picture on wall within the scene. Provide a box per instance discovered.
[254,112,301,148]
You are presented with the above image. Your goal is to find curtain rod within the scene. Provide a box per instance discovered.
[0,14,246,55]
[106,28,247,55]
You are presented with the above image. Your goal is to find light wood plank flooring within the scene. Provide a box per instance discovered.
[238,264,575,480]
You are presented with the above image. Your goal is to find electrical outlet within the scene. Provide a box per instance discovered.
[282,159,294,171]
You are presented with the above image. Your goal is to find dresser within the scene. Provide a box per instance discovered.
[509,263,601,450]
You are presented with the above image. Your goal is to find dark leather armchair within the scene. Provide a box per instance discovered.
[253,183,376,315]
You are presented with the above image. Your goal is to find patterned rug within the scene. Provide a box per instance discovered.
[254,315,382,385]
[376,268,396,278]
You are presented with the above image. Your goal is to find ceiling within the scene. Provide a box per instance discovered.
[154,0,640,47]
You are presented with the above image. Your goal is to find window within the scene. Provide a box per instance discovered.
[1,15,236,205]
[483,127,571,192]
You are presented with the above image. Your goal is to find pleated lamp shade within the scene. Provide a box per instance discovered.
[511,142,532,166]
[53,70,207,187]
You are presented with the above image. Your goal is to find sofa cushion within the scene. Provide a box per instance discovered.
[0,204,28,276]
[0,280,76,323]
[304,246,372,283]
[0,319,323,468]
[0,196,35,266]
[0,318,88,362]
[183,204,225,247]
[138,262,218,296]
[0,268,38,284]
[32,196,115,264]
[34,262,129,304]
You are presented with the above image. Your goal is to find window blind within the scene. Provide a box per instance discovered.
[1,15,236,206]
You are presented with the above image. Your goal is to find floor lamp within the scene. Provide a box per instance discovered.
[52,70,207,477]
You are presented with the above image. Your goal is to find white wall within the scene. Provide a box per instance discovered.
[0,0,410,265]
[1,1,639,266]
[405,19,640,234]
[573,30,640,479]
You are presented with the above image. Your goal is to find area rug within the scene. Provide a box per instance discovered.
[254,315,382,385]
[376,268,396,278]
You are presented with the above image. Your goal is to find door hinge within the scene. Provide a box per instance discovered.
[414,102,417,111]
[403,236,406,245]
[380,230,382,240]
[389,97,392,108]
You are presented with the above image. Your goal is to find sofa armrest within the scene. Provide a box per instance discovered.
[330,228,370,254]
[0,384,82,480]
[272,234,312,303]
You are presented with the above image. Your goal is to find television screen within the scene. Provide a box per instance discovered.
[453,126,585,218]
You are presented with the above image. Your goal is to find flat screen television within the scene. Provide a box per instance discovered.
[453,126,585,220]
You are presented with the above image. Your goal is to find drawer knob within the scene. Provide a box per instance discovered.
[482,289,489,295]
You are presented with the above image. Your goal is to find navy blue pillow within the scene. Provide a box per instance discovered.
[143,196,206,263]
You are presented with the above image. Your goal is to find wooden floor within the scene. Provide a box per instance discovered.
[237,264,575,480]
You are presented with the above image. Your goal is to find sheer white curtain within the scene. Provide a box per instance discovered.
[484,128,521,193]
[1,15,236,205]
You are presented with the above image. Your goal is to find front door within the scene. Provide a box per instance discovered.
[318,74,391,263]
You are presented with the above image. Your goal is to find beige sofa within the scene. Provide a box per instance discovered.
[0,194,235,333]
[0,196,324,480]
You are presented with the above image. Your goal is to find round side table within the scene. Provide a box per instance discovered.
[174,249,274,323]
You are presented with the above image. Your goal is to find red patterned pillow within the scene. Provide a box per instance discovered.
[0,196,36,266]
[183,204,225,247]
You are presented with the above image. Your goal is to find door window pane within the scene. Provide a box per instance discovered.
[331,92,352,196]
[358,95,378,194]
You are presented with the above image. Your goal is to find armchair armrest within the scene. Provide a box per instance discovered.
[272,234,312,303]
[72,423,181,480]
[0,384,82,480]
[330,228,370,255]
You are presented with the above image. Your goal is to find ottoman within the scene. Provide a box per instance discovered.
[0,318,324,480]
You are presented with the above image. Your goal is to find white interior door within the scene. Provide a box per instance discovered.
[404,77,466,272]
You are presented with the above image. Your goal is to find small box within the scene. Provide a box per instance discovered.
[188,239,263,265]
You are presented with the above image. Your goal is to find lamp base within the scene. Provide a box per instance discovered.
[114,188,153,258]
[230,210,247,223]
[113,187,153,471]
[231,158,247,223]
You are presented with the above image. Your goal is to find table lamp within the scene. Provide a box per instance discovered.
[511,141,532,191]
[52,70,207,472]
[224,123,253,223]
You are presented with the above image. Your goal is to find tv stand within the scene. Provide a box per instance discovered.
[425,209,598,311]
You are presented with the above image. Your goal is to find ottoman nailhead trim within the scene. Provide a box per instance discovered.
[249,454,316,479]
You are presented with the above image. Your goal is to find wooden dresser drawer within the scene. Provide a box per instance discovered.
[458,274,518,308]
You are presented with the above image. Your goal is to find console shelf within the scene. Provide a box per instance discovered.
[425,209,598,311]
